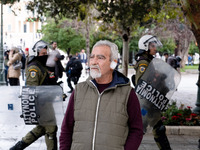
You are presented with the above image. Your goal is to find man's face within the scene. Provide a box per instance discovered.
[39,48,47,56]
[149,43,157,56]
[52,42,57,49]
[89,45,112,79]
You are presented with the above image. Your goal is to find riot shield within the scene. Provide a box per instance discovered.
[135,58,181,133]
[0,86,64,125]
[0,86,23,124]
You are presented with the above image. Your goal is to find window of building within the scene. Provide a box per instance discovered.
[8,25,11,32]
[24,24,27,33]
[7,6,12,13]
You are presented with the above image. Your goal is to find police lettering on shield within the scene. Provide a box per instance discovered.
[21,87,38,124]
[136,79,169,111]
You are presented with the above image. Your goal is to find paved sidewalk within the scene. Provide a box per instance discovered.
[139,133,199,150]
[1,126,199,150]
[0,69,199,150]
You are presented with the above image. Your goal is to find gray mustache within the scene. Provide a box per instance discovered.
[90,65,100,69]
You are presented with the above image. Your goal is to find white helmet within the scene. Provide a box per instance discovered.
[29,40,49,62]
[29,40,49,57]
[138,35,162,51]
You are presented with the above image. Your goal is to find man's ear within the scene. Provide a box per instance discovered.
[110,60,117,70]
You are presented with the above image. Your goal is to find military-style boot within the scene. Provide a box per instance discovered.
[10,140,29,150]
[154,133,172,150]
[153,121,172,150]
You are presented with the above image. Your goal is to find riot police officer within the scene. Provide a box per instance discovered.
[10,40,58,150]
[134,35,172,150]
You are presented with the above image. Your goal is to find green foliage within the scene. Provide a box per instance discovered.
[26,17,41,22]
[96,0,166,33]
[162,101,200,126]
[90,31,123,53]
[26,1,97,21]
[159,38,176,54]
[184,65,198,69]
[181,64,198,72]
[189,41,199,55]
[41,21,59,43]
[147,0,184,24]
[41,20,85,54]
[129,37,140,52]
[1,0,19,4]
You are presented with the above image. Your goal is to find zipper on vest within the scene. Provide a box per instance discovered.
[89,80,102,150]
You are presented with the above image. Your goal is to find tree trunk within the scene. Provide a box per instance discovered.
[121,29,130,76]
[180,38,190,68]
[85,4,90,65]
[191,24,200,53]
[181,0,200,114]
[173,23,192,68]
[192,23,200,114]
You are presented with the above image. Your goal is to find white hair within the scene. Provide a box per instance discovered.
[92,40,118,61]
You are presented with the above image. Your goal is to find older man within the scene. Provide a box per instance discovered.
[60,40,143,150]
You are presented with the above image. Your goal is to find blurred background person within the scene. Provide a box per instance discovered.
[65,55,82,93]
[7,47,22,86]
[167,55,182,71]
[3,50,10,86]
[187,54,193,66]
[78,49,87,77]
[46,41,64,85]
[24,47,29,68]
[20,48,26,81]
[163,52,169,62]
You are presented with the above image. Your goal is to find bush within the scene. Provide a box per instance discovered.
[162,101,200,126]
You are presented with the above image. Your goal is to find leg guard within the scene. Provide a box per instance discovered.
[45,125,58,150]
[9,140,29,150]
[153,121,172,150]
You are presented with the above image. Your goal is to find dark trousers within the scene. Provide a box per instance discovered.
[67,76,80,91]
[21,69,25,81]
[4,66,8,85]
[9,78,19,86]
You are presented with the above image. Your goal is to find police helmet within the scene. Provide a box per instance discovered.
[29,40,49,62]
[138,35,162,51]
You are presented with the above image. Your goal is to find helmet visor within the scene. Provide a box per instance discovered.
[32,40,49,55]
[147,36,163,49]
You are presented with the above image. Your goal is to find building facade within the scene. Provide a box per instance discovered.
[1,0,43,50]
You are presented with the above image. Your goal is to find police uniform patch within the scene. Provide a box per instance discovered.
[139,66,146,73]
[29,69,38,72]
[30,71,36,78]
[139,63,148,67]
